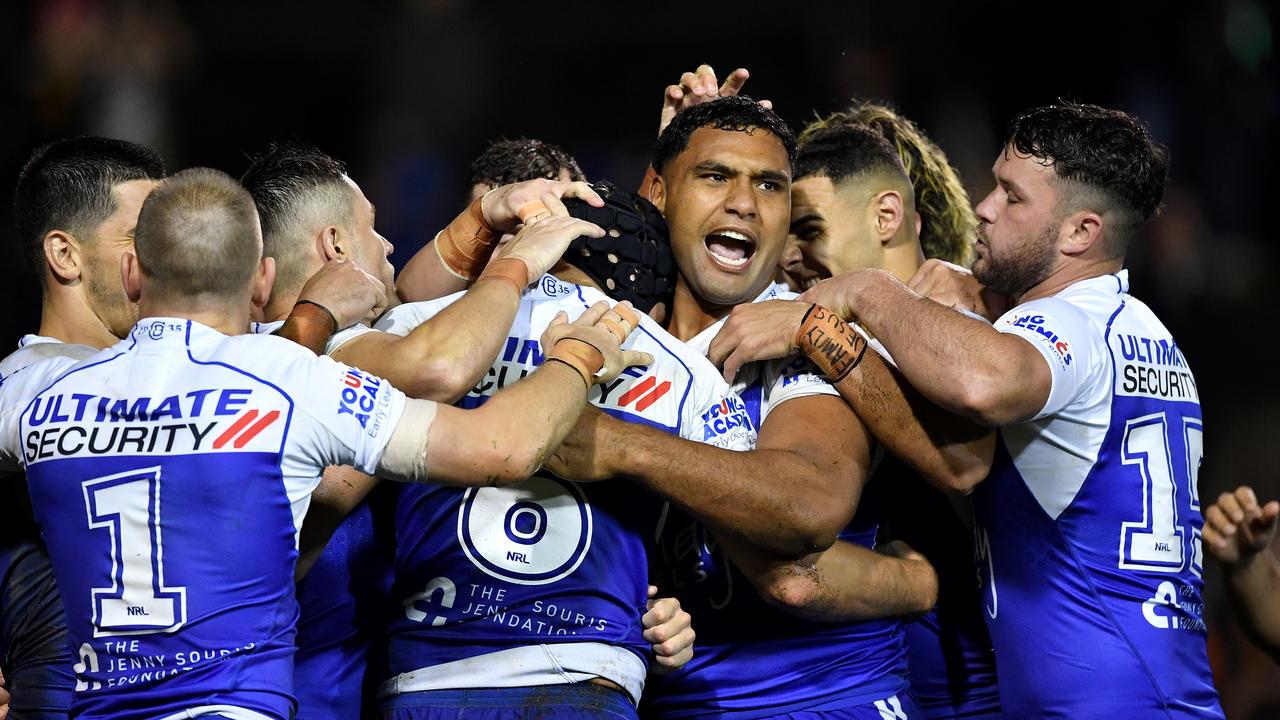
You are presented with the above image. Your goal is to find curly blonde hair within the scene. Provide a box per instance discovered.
[801,101,976,266]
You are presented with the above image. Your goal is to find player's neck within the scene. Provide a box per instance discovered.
[38,289,120,349]
[1018,257,1125,304]
[137,296,253,337]
[666,276,732,342]
[881,241,926,284]
[263,285,302,324]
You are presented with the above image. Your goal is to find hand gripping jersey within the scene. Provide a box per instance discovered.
[372,275,755,705]
[0,318,407,720]
[975,271,1222,717]
[644,283,910,719]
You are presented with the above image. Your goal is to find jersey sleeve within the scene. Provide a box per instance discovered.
[680,355,756,451]
[995,298,1102,419]
[373,294,462,338]
[0,357,80,470]
[325,322,376,355]
[284,354,408,475]
[759,355,840,424]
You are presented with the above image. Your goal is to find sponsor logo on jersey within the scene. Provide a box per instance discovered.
[339,367,393,437]
[22,388,279,462]
[615,375,672,412]
[699,395,753,443]
[1114,333,1198,401]
[1009,314,1072,366]
[540,275,573,297]
[779,355,826,388]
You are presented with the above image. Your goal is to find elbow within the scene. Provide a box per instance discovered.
[404,355,477,404]
[479,427,546,488]
[757,570,823,617]
[953,375,1012,428]
[930,461,987,496]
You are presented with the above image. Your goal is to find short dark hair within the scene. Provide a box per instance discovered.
[1007,102,1169,252]
[652,96,796,175]
[805,101,977,266]
[468,138,585,188]
[135,168,262,299]
[795,122,908,187]
[240,141,355,295]
[15,136,164,280]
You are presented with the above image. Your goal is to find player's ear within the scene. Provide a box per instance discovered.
[648,174,666,213]
[873,190,906,245]
[1060,210,1104,257]
[319,226,343,262]
[251,256,276,310]
[44,229,82,283]
[121,251,142,302]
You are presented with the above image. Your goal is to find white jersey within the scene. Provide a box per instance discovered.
[976,270,1221,716]
[0,334,97,380]
[685,282,840,428]
[373,274,754,704]
[0,318,407,720]
[249,320,375,355]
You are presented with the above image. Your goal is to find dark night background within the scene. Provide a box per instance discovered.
[1,1,1276,715]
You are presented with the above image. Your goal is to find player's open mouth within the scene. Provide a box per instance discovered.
[704,229,757,272]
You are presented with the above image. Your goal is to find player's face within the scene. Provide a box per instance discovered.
[972,146,1060,296]
[657,127,791,307]
[782,175,880,290]
[343,176,396,294]
[83,179,159,338]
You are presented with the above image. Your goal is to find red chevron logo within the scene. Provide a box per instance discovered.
[213,409,281,449]
[616,376,672,412]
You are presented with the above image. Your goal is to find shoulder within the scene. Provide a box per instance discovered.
[374,294,463,336]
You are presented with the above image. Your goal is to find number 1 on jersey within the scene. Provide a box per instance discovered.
[83,467,187,636]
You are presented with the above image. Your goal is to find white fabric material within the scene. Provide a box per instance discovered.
[993,271,1153,520]
[250,320,373,356]
[379,642,648,705]
[0,319,407,539]
[684,282,840,425]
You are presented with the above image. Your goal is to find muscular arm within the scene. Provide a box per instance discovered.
[379,302,650,488]
[830,351,994,494]
[297,466,380,580]
[709,300,994,493]
[566,395,869,558]
[723,535,938,622]
[332,275,519,403]
[808,269,1050,427]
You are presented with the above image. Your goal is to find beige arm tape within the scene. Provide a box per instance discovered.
[376,397,439,483]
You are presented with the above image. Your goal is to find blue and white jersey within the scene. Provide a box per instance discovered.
[251,319,392,720]
[645,283,909,719]
[0,318,407,720]
[372,275,754,705]
[974,270,1222,717]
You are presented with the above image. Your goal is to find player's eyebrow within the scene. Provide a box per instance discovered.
[790,212,822,230]
[693,160,737,176]
[753,168,791,185]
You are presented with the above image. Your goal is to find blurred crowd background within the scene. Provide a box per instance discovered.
[1,1,1275,715]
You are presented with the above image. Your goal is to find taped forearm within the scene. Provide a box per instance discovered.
[275,301,337,354]
[377,398,439,483]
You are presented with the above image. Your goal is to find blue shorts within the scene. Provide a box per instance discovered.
[760,693,921,720]
[381,684,637,720]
